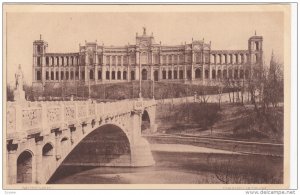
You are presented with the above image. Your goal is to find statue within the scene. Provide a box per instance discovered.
[15,64,24,91]
[143,27,146,35]
[13,64,25,102]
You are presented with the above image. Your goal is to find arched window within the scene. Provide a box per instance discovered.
[255,41,259,51]
[174,70,178,79]
[66,71,69,80]
[179,70,184,79]
[162,70,166,79]
[117,71,121,80]
[154,70,159,81]
[205,70,209,79]
[223,70,227,79]
[131,71,135,80]
[46,57,49,66]
[61,56,64,66]
[212,69,216,79]
[36,71,41,81]
[106,71,110,80]
[51,71,54,80]
[123,71,127,80]
[168,70,172,79]
[142,69,147,80]
[112,71,115,80]
[195,69,201,79]
[89,70,94,80]
[37,57,41,66]
[61,71,64,80]
[217,70,221,79]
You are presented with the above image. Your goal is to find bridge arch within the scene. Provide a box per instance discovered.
[17,150,34,184]
[47,122,132,183]
[141,110,151,133]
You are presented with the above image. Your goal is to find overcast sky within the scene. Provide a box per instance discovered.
[6,10,284,85]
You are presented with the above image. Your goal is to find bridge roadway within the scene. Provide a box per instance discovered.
[6,98,157,185]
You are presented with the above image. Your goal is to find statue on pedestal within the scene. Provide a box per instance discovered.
[13,64,26,102]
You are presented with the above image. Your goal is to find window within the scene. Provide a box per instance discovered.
[51,71,54,80]
[123,71,127,80]
[117,56,122,65]
[90,70,94,80]
[106,71,110,80]
[36,71,41,80]
[46,57,49,66]
[61,71,64,80]
[162,70,166,79]
[37,57,41,66]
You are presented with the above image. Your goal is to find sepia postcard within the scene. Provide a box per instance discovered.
[3,3,292,190]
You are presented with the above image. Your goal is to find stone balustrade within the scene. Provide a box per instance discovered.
[6,99,156,141]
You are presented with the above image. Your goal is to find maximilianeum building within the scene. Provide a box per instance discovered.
[32,28,263,87]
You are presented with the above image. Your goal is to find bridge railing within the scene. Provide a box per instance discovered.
[6,99,156,140]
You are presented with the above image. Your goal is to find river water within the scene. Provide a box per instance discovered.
[50,144,283,184]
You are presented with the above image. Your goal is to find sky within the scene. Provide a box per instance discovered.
[5,10,284,85]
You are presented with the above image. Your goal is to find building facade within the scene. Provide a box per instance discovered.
[32,28,263,87]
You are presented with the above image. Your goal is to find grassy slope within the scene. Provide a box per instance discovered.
[156,102,283,144]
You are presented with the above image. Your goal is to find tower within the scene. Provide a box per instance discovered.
[33,34,48,84]
[248,32,263,78]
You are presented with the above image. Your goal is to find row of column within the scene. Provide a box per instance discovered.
[210,53,248,65]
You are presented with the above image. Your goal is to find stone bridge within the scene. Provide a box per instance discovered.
[6,98,157,184]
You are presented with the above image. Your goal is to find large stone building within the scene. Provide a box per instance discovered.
[32,28,263,87]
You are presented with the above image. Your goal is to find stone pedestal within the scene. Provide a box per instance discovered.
[13,89,25,102]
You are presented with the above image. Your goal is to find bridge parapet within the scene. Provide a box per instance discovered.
[6,99,156,141]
